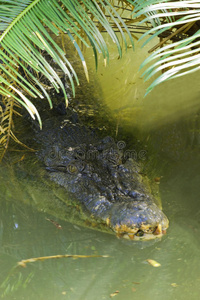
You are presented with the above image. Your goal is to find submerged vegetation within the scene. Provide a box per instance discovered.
[1,0,200,159]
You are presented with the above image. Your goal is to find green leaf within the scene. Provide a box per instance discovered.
[133,0,200,94]
[0,0,134,123]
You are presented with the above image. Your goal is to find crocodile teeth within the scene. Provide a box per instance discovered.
[128,234,135,240]
[153,224,162,235]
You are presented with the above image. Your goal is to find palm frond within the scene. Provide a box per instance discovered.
[2,1,199,115]
[132,0,200,94]
[0,0,138,158]
[0,0,135,119]
[2,0,200,160]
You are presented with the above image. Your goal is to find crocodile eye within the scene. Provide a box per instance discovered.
[135,230,144,237]
[67,163,78,174]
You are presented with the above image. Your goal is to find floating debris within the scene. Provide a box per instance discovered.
[146,259,161,267]
[62,291,67,295]
[45,217,62,229]
[18,254,109,267]
[171,283,179,287]
[110,290,119,297]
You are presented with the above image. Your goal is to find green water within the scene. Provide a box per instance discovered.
[1,151,200,300]
[1,35,200,300]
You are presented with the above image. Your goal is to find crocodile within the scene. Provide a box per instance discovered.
[36,108,169,241]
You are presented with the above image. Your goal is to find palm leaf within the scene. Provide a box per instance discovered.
[0,0,138,159]
[0,0,135,124]
[2,0,200,159]
[132,0,200,94]
[2,1,199,114]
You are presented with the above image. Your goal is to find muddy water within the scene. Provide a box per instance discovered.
[0,152,200,300]
[1,36,200,300]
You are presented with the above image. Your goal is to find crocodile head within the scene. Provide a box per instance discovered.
[80,191,169,241]
[41,132,169,241]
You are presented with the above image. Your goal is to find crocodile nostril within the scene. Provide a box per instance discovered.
[135,229,144,237]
